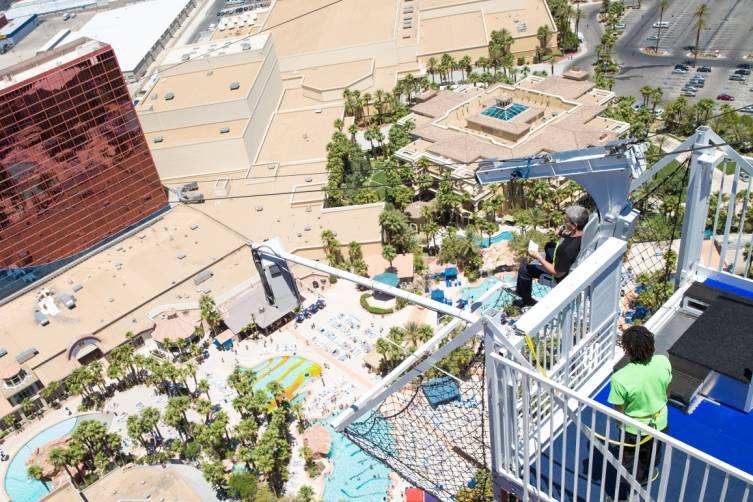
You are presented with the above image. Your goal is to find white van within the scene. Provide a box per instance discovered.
[653,21,669,29]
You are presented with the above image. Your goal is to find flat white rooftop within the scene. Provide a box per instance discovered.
[61,0,192,73]
[159,32,269,67]
[5,0,94,19]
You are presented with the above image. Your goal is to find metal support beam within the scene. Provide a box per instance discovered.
[675,128,724,287]
[250,242,476,323]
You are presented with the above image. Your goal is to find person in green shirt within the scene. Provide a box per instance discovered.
[608,325,672,489]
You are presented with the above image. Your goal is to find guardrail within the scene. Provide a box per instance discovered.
[487,354,753,502]
[509,237,626,392]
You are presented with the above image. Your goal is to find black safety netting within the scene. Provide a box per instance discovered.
[343,333,489,502]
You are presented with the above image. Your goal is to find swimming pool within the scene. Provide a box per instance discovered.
[475,230,514,248]
[460,276,549,311]
[4,414,101,502]
[250,355,321,401]
[323,417,392,501]
[481,103,529,121]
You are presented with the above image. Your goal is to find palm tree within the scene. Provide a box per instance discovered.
[48,447,75,486]
[382,244,397,269]
[640,85,653,107]
[333,118,344,132]
[199,294,222,336]
[127,415,149,450]
[574,2,583,48]
[458,55,472,80]
[692,3,709,67]
[141,407,163,442]
[27,464,50,492]
[374,89,385,124]
[362,92,372,124]
[426,56,438,83]
[440,53,454,83]
[655,0,670,52]
[650,86,664,112]
[536,26,551,63]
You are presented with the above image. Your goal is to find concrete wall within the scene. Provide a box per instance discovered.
[244,54,283,164]
[150,137,251,179]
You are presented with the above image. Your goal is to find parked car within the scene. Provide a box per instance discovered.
[717,94,735,101]
[653,21,669,28]
[682,86,698,92]
[730,74,747,81]
[738,63,752,70]
[735,69,751,76]
[697,66,712,72]
[672,68,688,74]
[689,79,705,87]
[616,21,626,30]
[647,35,659,41]
[681,90,697,97]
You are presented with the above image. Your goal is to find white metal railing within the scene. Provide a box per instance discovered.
[509,238,626,392]
[675,127,753,286]
[704,155,753,278]
[487,354,753,502]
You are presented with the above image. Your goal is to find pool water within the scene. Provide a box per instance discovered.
[481,103,529,121]
[4,414,100,502]
[475,230,514,248]
[460,276,550,311]
[323,418,392,501]
[250,355,321,401]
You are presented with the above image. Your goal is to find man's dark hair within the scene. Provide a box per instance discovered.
[619,326,655,364]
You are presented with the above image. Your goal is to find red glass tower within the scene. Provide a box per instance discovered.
[0,38,167,297]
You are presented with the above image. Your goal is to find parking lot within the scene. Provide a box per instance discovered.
[622,0,753,60]
[651,64,753,108]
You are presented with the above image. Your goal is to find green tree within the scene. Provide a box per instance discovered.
[321,229,345,268]
[48,447,75,486]
[456,468,493,502]
[692,3,709,67]
[228,472,258,501]
[39,381,61,407]
[426,56,438,83]
[201,461,226,489]
[536,25,551,62]
[27,464,50,492]
[381,244,397,269]
[199,294,222,336]
[655,0,670,52]
[296,485,316,502]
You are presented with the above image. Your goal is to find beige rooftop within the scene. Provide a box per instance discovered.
[139,62,261,112]
[0,205,249,384]
[400,75,629,165]
[82,465,202,502]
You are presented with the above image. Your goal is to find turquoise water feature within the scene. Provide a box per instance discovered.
[323,417,393,501]
[4,414,100,502]
[481,103,529,121]
[475,230,514,248]
[460,276,549,311]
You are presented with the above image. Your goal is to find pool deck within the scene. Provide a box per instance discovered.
[0,280,427,502]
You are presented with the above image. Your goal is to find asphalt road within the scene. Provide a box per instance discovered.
[568,0,753,108]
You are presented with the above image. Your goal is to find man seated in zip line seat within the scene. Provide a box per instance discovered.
[513,205,589,308]
[608,326,672,493]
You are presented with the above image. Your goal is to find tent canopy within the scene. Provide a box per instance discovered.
[430,289,445,301]
[444,267,458,279]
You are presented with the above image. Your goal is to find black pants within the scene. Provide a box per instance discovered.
[515,241,556,301]
[614,427,667,497]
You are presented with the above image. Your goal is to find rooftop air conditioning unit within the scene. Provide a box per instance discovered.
[164,92,175,100]
[229,81,240,90]
[181,54,190,61]
[220,127,230,134]
[241,42,251,50]
[153,136,164,143]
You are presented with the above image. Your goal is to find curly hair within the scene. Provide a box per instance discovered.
[619,325,655,364]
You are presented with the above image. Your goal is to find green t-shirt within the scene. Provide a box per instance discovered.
[608,354,672,435]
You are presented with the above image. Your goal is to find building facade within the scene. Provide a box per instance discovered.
[0,38,167,300]
[396,73,630,217]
